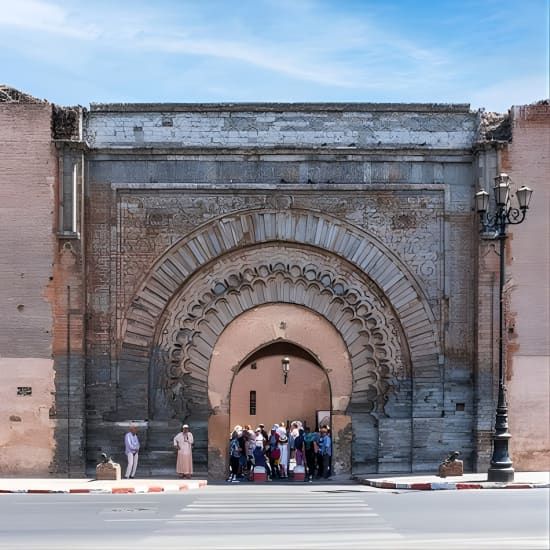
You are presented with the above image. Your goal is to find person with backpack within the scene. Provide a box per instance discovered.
[294,428,305,467]
[228,428,243,482]
[255,426,273,479]
[268,426,280,479]
[243,427,256,478]
[303,426,317,481]
[278,433,289,478]
[315,428,325,479]
[289,421,299,453]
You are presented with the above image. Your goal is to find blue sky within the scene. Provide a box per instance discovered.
[0,0,548,111]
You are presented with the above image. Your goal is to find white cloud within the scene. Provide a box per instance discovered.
[0,0,452,91]
[138,34,356,88]
[0,0,99,38]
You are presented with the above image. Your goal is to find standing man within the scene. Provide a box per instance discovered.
[303,426,317,481]
[258,423,269,443]
[124,423,140,479]
[173,424,194,479]
[320,427,332,479]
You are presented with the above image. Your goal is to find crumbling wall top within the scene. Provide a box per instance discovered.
[477,110,511,142]
[89,101,472,114]
[52,105,81,141]
[0,85,48,104]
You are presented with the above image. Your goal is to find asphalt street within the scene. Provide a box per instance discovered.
[0,483,548,549]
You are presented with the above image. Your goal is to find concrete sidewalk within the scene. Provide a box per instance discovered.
[354,471,550,491]
[0,477,207,494]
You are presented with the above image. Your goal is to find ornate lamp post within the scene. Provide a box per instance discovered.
[281,356,290,385]
[475,173,533,482]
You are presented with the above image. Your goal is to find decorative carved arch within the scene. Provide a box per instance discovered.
[150,245,408,422]
[121,208,439,378]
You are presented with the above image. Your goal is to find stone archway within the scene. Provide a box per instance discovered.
[117,208,435,475]
[144,244,412,477]
[208,303,352,479]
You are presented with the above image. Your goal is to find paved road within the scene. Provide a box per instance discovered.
[0,483,548,549]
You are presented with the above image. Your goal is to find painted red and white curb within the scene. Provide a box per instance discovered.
[0,480,208,494]
[356,478,549,491]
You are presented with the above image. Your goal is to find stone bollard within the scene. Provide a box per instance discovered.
[438,459,464,478]
[253,466,267,483]
[293,465,305,481]
[96,460,121,480]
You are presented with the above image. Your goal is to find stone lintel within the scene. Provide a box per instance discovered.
[90,102,472,113]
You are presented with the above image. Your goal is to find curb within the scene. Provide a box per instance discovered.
[355,478,550,491]
[0,481,208,495]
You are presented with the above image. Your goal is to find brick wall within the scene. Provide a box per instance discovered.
[0,101,57,474]
[503,103,550,470]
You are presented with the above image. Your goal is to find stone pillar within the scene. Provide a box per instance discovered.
[208,411,230,480]
[331,412,352,476]
[473,147,500,472]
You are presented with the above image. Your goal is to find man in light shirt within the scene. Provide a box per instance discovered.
[320,427,332,479]
[124,424,140,479]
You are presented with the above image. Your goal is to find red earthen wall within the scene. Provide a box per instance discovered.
[0,102,57,473]
[502,103,550,471]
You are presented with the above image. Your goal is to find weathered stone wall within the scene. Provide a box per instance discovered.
[503,103,550,470]
[83,104,478,476]
[86,103,476,149]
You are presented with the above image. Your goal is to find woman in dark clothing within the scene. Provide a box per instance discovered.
[228,428,243,482]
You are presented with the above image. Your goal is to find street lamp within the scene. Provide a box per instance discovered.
[475,173,533,483]
[281,357,290,385]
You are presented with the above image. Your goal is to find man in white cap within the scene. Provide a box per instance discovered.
[124,423,140,479]
[173,424,194,479]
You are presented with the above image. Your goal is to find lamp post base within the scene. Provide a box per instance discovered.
[487,466,515,483]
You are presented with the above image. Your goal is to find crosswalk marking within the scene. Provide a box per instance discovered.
[174,512,380,519]
[181,503,370,511]
[154,490,404,546]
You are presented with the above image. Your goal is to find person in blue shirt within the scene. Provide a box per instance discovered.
[320,427,332,479]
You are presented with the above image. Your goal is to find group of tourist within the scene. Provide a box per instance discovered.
[123,423,194,479]
[122,420,333,482]
[227,421,332,482]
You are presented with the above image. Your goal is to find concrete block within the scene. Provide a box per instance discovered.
[438,459,463,478]
[96,461,121,480]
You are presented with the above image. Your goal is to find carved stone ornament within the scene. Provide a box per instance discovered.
[151,245,410,419]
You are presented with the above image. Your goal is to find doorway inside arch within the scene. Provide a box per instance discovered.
[229,342,331,433]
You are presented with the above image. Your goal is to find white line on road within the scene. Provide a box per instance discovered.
[172,512,380,519]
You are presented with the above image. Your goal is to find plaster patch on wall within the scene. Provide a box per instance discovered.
[0,358,55,474]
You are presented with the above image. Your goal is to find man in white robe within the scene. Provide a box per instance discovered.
[173,424,194,478]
